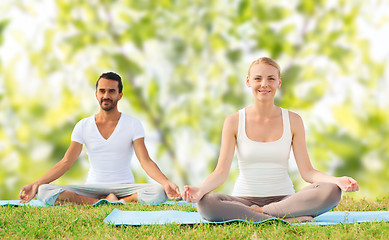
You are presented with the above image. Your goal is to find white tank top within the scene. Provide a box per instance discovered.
[232,107,295,197]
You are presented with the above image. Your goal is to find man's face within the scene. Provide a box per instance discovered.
[95,78,123,112]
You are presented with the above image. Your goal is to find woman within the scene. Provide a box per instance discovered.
[182,57,359,222]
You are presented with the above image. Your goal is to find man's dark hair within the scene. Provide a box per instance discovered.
[96,72,123,93]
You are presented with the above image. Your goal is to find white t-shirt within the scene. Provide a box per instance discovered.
[71,113,144,184]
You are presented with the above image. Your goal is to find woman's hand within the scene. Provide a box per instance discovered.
[182,185,205,203]
[335,176,359,192]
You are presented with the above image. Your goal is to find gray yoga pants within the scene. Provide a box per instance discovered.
[197,182,341,222]
[36,183,167,206]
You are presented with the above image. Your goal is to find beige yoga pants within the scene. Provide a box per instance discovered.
[197,182,341,222]
[36,183,167,206]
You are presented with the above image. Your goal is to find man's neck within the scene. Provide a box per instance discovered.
[95,109,121,122]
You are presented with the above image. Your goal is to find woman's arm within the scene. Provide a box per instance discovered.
[183,113,238,202]
[290,112,359,192]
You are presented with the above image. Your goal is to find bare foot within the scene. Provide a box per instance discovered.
[118,199,127,204]
[284,216,315,223]
[248,205,263,213]
[105,193,119,202]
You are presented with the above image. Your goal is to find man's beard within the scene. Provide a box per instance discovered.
[100,98,118,111]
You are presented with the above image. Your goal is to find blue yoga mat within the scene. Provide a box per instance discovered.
[103,209,288,225]
[163,200,196,207]
[0,199,195,207]
[0,200,47,207]
[0,199,124,207]
[103,209,389,226]
[313,211,389,225]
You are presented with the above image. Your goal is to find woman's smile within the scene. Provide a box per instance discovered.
[258,90,271,94]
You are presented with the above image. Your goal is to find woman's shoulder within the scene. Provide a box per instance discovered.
[286,110,304,132]
[286,110,302,121]
[225,110,240,123]
[226,111,239,121]
[223,111,240,133]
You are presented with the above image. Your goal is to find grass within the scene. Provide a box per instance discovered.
[1,196,388,239]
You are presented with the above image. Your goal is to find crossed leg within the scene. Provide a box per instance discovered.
[56,191,138,205]
[119,193,138,203]
[197,182,341,222]
[37,183,166,206]
[262,182,341,218]
[55,191,132,205]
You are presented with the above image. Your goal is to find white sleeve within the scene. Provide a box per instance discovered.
[132,119,145,141]
[71,120,85,144]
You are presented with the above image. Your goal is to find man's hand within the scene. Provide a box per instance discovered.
[162,181,181,200]
[19,183,39,203]
[335,176,359,192]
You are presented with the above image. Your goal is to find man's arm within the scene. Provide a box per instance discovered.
[133,138,181,199]
[19,141,83,203]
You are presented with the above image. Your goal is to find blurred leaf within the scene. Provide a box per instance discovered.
[0,19,10,44]
[1,0,387,199]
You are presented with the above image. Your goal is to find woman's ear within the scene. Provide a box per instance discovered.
[278,78,282,88]
[246,76,250,87]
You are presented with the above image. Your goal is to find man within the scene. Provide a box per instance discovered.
[19,72,180,205]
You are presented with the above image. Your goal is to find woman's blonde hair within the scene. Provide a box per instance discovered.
[248,57,281,77]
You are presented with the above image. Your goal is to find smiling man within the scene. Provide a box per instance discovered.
[20,72,180,205]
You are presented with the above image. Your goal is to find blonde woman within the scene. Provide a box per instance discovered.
[182,57,359,222]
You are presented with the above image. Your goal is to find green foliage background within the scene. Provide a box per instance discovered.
[0,0,388,199]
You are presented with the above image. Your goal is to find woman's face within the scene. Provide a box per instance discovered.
[246,63,281,101]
